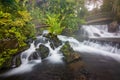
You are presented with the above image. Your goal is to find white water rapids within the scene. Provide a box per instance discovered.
[1,25,120,76]
[81,25,120,38]
[58,35,120,62]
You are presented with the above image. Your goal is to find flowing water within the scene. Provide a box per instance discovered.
[81,25,120,38]
[0,25,120,80]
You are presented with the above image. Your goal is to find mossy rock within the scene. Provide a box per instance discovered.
[36,44,49,59]
[1,53,21,69]
[29,52,40,60]
[34,37,48,47]
[11,54,21,68]
[43,33,62,48]
[60,41,81,63]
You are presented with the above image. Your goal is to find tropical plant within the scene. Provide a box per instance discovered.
[45,13,64,34]
[34,0,87,34]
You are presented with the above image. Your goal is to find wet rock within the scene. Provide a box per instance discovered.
[60,41,81,63]
[26,38,34,44]
[0,46,29,69]
[29,52,40,61]
[36,44,49,59]
[34,37,48,47]
[11,54,21,68]
[108,21,119,32]
[1,54,21,69]
[44,33,62,48]
[34,39,41,46]
[93,33,100,37]
[50,42,55,50]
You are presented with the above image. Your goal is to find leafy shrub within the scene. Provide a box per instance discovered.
[45,13,64,34]
[0,0,35,68]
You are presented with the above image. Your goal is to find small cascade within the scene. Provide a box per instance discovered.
[82,40,120,54]
[1,28,120,77]
[81,25,120,38]
[44,41,64,63]
[80,25,120,54]
[2,33,64,76]
[21,41,36,64]
[58,35,120,62]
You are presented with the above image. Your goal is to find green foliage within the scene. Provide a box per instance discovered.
[0,49,18,67]
[112,0,120,21]
[46,0,79,32]
[101,0,120,22]
[30,7,45,24]
[30,0,87,34]
[0,10,34,46]
[0,0,35,68]
[45,13,64,34]
[100,0,113,12]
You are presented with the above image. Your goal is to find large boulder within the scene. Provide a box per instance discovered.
[36,44,49,59]
[108,21,119,32]
[60,41,81,63]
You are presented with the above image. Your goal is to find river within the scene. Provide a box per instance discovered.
[0,25,120,80]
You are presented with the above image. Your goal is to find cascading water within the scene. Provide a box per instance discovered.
[1,34,64,76]
[82,40,120,54]
[81,25,120,38]
[1,26,120,77]
[21,42,37,64]
[58,35,120,62]
[57,24,120,62]
[79,25,120,54]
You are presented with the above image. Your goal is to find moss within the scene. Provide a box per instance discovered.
[61,41,72,56]
[44,33,62,48]
[60,41,81,63]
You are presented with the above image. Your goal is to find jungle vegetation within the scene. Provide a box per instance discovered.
[0,0,87,68]
[0,0,35,67]
[87,0,120,22]
[31,0,87,34]
[0,0,119,68]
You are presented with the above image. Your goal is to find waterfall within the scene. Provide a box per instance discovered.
[77,24,120,55]
[81,25,120,38]
[1,34,64,76]
[21,41,37,64]
[82,40,120,54]
[44,41,64,63]
[1,26,120,76]
[58,35,120,62]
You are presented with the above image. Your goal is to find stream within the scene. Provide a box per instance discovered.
[0,25,120,80]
